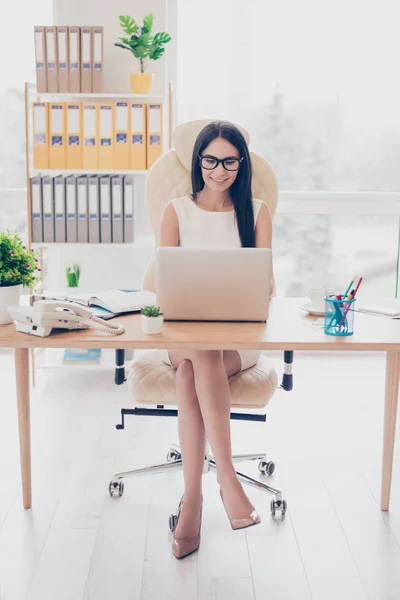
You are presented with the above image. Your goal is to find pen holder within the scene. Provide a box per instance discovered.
[324,297,356,336]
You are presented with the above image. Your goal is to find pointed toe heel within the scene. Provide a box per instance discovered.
[171,496,203,559]
[220,488,261,531]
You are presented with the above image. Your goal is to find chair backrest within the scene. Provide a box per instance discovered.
[142,119,278,292]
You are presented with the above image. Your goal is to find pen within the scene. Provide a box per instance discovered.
[343,276,356,299]
[339,277,363,330]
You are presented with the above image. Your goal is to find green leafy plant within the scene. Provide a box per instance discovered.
[141,305,163,317]
[65,263,81,288]
[0,230,40,288]
[115,14,171,73]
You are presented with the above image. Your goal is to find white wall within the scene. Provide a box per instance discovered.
[53,0,168,95]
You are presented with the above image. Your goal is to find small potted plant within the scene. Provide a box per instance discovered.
[65,262,81,288]
[0,230,40,324]
[115,14,171,94]
[141,305,163,334]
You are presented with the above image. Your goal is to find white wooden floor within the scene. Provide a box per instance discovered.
[1,349,400,600]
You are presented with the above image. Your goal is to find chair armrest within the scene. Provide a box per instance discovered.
[280,351,294,391]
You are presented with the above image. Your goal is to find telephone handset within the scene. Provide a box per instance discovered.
[8,300,125,337]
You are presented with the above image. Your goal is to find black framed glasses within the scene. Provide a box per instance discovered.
[198,154,243,171]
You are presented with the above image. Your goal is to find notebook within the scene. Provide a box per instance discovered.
[34,290,156,315]
[355,302,400,319]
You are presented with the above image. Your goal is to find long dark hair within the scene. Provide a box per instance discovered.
[190,121,255,248]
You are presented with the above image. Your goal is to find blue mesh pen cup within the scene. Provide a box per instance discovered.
[324,297,356,336]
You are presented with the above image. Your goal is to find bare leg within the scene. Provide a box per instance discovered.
[173,359,205,539]
[169,350,255,522]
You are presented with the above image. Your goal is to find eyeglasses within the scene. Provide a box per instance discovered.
[198,154,243,172]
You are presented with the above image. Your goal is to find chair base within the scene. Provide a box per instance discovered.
[109,443,287,516]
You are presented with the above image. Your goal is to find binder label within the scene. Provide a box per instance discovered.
[101,214,110,220]
[60,63,67,70]
[83,63,90,70]
[36,63,44,69]
[94,63,101,70]
[71,63,79,70]
[132,134,143,144]
[48,63,56,70]
[101,138,111,146]
[117,133,127,143]
[52,135,63,146]
[150,135,161,145]
[35,134,46,145]
[85,138,95,146]
[69,135,80,146]
[56,214,63,220]
[67,213,75,220]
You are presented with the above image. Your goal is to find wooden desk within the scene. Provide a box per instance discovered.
[0,298,399,511]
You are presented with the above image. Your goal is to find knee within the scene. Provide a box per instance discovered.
[192,350,223,369]
[176,359,196,394]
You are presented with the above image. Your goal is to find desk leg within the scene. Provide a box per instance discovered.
[14,348,32,509]
[381,351,400,511]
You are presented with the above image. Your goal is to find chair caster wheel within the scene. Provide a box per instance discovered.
[259,460,275,476]
[271,497,287,517]
[166,450,182,463]
[169,513,178,532]
[109,479,124,497]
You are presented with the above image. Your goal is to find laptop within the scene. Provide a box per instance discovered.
[155,247,272,321]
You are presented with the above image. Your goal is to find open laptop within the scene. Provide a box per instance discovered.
[156,247,272,321]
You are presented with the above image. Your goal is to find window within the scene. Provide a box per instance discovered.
[177,0,400,192]
[176,0,400,297]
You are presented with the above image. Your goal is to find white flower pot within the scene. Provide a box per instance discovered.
[141,314,164,334]
[0,284,22,325]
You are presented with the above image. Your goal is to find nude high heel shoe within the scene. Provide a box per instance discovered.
[220,489,261,530]
[171,496,203,559]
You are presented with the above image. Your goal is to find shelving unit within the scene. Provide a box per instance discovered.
[31,169,148,176]
[24,80,173,251]
[24,79,173,383]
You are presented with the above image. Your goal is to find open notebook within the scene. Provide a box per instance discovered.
[34,290,156,318]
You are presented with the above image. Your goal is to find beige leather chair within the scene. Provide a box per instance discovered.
[109,120,290,518]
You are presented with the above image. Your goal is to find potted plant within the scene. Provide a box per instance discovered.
[65,262,81,288]
[115,14,171,94]
[141,305,164,334]
[0,230,40,324]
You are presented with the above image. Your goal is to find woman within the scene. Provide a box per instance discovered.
[159,121,273,559]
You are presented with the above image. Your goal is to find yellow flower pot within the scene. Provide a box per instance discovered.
[130,73,153,94]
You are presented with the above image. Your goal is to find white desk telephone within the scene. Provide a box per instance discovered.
[8,300,125,337]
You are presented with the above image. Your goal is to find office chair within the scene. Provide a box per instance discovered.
[109,120,294,519]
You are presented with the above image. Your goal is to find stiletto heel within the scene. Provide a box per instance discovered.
[220,488,261,530]
[171,495,203,559]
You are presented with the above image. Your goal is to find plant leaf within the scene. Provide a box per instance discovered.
[153,32,171,44]
[149,46,165,60]
[143,13,154,33]
[115,43,134,53]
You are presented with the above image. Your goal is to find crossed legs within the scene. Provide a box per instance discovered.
[169,350,256,538]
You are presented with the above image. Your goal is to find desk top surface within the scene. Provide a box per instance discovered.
[0,298,399,351]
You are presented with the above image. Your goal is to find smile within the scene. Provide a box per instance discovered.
[210,177,228,183]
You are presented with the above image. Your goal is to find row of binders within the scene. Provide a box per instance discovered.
[30,174,135,244]
[34,26,103,93]
[33,101,163,171]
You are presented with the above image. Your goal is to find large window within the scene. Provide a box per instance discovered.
[0,1,52,188]
[177,0,400,193]
[176,0,400,297]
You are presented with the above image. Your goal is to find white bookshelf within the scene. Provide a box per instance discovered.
[31,169,148,176]
[33,92,165,101]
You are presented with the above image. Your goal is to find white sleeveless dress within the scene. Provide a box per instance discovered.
[159,196,263,372]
